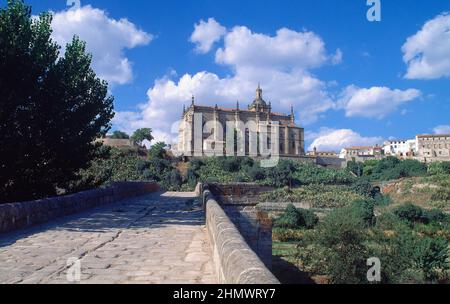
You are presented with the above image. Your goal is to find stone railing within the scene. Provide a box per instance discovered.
[203,186,279,284]
[0,182,160,234]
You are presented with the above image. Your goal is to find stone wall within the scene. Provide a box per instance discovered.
[203,188,279,284]
[0,182,160,234]
[204,183,274,267]
[316,156,346,169]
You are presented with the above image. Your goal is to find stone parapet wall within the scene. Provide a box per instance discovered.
[203,189,279,284]
[0,182,160,234]
[203,183,275,268]
[207,183,275,205]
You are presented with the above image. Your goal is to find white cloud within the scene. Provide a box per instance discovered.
[114,23,341,142]
[331,49,343,65]
[433,125,450,134]
[338,86,421,119]
[190,18,226,54]
[215,26,336,70]
[307,128,383,152]
[51,5,152,85]
[402,13,450,79]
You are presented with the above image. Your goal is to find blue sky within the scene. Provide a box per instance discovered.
[13,0,450,150]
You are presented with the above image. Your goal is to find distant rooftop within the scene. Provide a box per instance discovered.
[417,134,450,138]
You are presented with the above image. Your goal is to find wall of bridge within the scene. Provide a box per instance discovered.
[0,182,160,234]
[202,183,279,284]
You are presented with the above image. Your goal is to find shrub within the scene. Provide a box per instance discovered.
[222,157,241,172]
[135,159,149,172]
[261,184,366,209]
[375,211,401,230]
[347,161,364,177]
[373,193,392,206]
[187,168,199,187]
[393,203,425,224]
[424,209,448,224]
[350,199,375,227]
[247,165,266,181]
[414,236,449,281]
[189,158,204,171]
[398,159,428,177]
[393,204,447,226]
[291,161,355,185]
[274,204,319,230]
[351,179,375,197]
[370,224,426,284]
[312,207,369,284]
[265,160,295,187]
[428,162,450,175]
[363,157,427,181]
[272,228,305,242]
[163,170,182,191]
[298,208,320,229]
[274,204,301,229]
[148,142,167,159]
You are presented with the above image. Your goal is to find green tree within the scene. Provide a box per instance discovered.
[149,142,167,159]
[0,1,114,203]
[110,130,130,139]
[131,128,154,146]
[313,207,369,283]
[266,160,296,187]
[347,161,364,177]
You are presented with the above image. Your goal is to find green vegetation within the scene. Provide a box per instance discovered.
[0,1,114,203]
[274,204,318,230]
[274,200,450,284]
[348,157,428,182]
[68,142,183,192]
[110,131,130,139]
[131,128,154,146]
[185,158,356,188]
[269,159,450,284]
[428,161,450,176]
[261,185,367,209]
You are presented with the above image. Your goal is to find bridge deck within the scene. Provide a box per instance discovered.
[0,192,216,284]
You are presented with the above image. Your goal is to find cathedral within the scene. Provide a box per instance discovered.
[178,86,305,158]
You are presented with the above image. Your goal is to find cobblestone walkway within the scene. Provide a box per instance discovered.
[0,192,216,284]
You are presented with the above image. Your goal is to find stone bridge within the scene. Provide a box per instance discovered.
[0,182,278,284]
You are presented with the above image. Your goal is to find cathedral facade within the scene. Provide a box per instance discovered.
[178,86,305,158]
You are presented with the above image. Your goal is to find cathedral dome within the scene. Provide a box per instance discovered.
[249,84,269,111]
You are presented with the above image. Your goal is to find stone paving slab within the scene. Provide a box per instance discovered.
[0,192,216,284]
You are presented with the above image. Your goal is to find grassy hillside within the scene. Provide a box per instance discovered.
[382,175,450,212]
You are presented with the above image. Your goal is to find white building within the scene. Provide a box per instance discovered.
[339,146,383,161]
[383,139,416,158]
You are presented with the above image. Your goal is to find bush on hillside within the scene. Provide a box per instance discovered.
[311,207,369,284]
[265,160,296,187]
[393,203,426,225]
[247,165,266,181]
[363,157,427,181]
[428,162,450,175]
[349,199,376,227]
[351,179,375,197]
[347,161,364,177]
[274,204,319,230]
